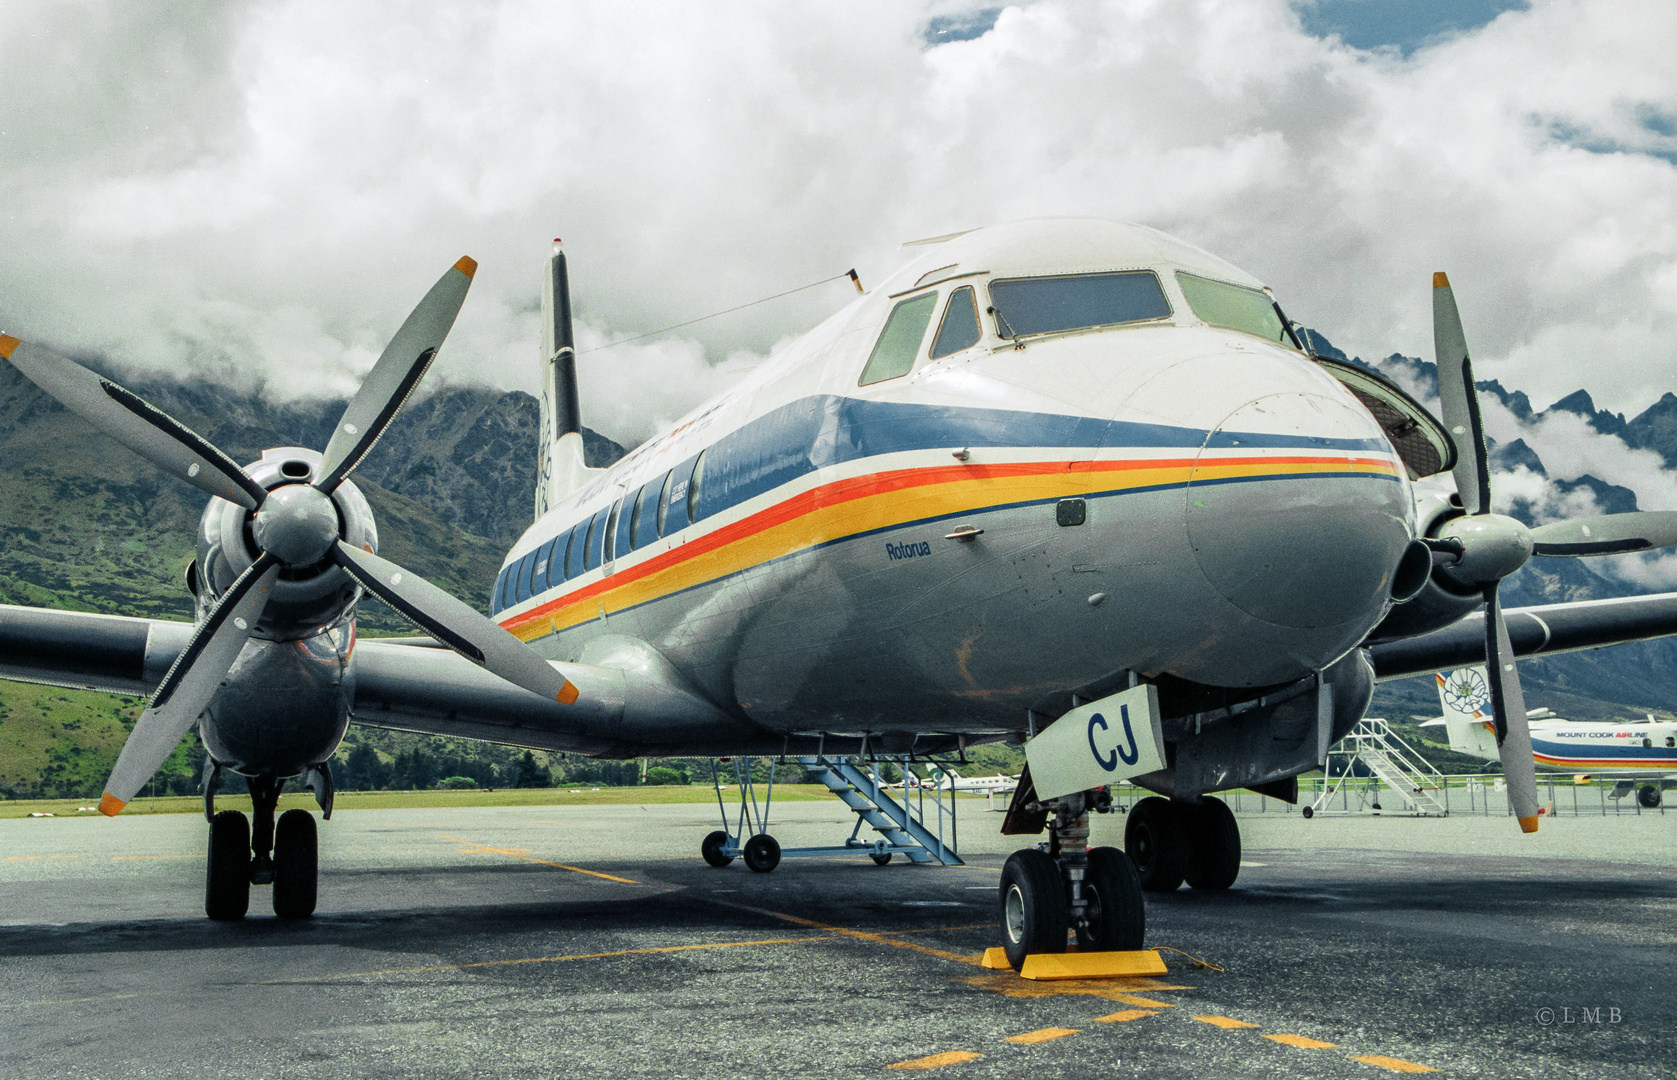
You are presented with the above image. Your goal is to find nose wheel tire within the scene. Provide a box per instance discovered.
[701,830,735,868]
[1125,796,1187,892]
[742,833,781,873]
[999,849,1068,971]
[272,808,318,919]
[1183,796,1241,890]
[206,810,251,922]
[1638,785,1662,809]
[1076,846,1146,951]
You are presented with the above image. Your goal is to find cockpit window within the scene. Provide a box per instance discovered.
[1176,272,1286,343]
[930,286,982,359]
[859,292,938,385]
[987,271,1171,339]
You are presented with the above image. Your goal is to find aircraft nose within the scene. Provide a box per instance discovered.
[1184,389,1413,630]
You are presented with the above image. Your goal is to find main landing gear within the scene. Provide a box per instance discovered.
[1124,795,1241,892]
[999,789,1145,971]
[203,763,330,921]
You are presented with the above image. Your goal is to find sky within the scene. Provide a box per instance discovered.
[1,0,1674,456]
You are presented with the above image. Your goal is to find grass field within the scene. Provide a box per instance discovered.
[0,783,873,819]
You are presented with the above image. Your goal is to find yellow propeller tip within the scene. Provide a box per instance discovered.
[1517,815,1539,834]
[454,256,478,279]
[98,793,127,817]
[0,334,19,359]
[1432,271,1450,288]
[557,680,580,705]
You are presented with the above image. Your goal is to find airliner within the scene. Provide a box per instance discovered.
[1427,666,1677,807]
[7,217,1677,971]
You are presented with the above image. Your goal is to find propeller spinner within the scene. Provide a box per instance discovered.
[1,256,579,815]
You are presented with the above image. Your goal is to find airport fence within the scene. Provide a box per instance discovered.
[1098,776,1676,819]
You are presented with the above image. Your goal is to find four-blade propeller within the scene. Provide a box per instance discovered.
[1,256,578,815]
[1429,273,1677,833]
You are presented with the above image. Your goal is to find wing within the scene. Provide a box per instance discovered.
[1369,591,1677,681]
[0,604,759,758]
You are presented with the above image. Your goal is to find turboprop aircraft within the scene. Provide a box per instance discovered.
[1425,665,1677,808]
[7,218,1677,969]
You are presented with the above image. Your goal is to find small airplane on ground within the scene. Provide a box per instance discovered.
[1426,666,1677,808]
[898,765,1019,796]
[7,218,1677,970]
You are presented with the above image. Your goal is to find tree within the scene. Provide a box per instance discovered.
[514,751,551,788]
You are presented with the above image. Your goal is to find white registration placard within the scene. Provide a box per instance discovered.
[1025,683,1166,801]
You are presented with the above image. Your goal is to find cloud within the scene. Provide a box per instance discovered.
[0,0,1673,450]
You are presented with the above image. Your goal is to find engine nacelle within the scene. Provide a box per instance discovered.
[193,447,378,637]
[1367,478,1481,642]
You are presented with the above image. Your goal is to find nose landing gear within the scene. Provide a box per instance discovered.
[202,765,324,921]
[998,789,1145,971]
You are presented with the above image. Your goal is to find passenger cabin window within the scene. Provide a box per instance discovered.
[603,499,623,562]
[613,494,635,558]
[931,286,981,359]
[564,520,587,579]
[987,271,1171,339]
[514,552,534,603]
[656,470,677,536]
[584,506,609,570]
[687,450,707,523]
[633,475,664,549]
[858,292,938,385]
[1175,273,1286,343]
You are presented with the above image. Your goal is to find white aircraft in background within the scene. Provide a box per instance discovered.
[900,765,1019,795]
[1425,666,1677,808]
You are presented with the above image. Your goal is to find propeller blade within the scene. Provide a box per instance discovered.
[330,540,579,705]
[1530,511,1677,557]
[1482,583,1541,833]
[99,554,280,814]
[1432,273,1492,516]
[315,257,477,492]
[0,335,268,510]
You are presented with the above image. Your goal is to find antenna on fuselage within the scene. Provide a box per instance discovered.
[538,239,592,514]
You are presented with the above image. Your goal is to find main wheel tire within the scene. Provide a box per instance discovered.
[1183,796,1241,891]
[1077,846,1145,951]
[272,808,318,920]
[701,830,735,868]
[1125,796,1186,892]
[1638,785,1662,809]
[870,853,893,866]
[743,833,781,873]
[206,810,251,922]
[999,849,1068,971]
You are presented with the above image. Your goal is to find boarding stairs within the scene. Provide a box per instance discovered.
[796,755,963,865]
[708,754,963,866]
[1310,719,1449,817]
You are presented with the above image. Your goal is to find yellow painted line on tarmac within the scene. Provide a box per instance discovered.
[1005,1027,1080,1045]
[0,993,137,1011]
[886,1050,982,1070]
[111,855,197,861]
[437,834,642,885]
[709,899,982,965]
[1353,1055,1437,1073]
[1193,1015,1260,1029]
[1266,1033,1339,1048]
[1094,1009,1158,1023]
[290,934,844,981]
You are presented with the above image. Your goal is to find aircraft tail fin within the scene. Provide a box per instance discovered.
[536,239,600,517]
[1426,667,1502,758]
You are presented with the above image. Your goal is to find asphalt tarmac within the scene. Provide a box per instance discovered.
[2,798,1673,1079]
